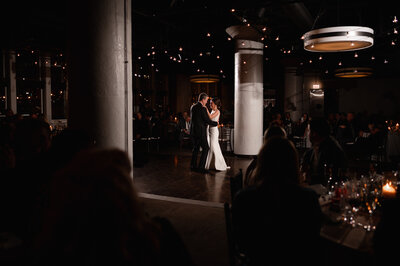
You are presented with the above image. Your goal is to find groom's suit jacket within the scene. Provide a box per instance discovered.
[189,102,218,139]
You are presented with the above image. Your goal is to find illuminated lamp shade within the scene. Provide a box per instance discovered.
[304,26,374,52]
[189,74,220,83]
[334,67,373,78]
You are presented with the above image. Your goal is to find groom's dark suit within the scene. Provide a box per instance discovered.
[190,102,218,171]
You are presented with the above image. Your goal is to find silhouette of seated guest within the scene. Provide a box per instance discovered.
[301,117,347,186]
[232,137,323,266]
[244,125,287,187]
[3,118,52,240]
[32,148,193,266]
[177,111,191,148]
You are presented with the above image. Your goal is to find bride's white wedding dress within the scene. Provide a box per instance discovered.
[205,110,229,171]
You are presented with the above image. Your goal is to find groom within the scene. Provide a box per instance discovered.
[190,92,218,173]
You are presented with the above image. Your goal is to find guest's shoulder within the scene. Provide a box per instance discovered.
[233,186,260,204]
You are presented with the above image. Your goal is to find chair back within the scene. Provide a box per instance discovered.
[224,202,235,266]
[224,202,249,266]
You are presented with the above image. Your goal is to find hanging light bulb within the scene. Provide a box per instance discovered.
[354,52,358,58]
[393,16,398,23]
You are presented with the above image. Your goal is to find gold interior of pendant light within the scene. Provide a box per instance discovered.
[334,67,373,78]
[189,74,220,83]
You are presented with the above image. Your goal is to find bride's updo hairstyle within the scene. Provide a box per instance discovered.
[212,97,221,109]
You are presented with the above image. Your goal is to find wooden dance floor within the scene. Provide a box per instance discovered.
[133,145,252,204]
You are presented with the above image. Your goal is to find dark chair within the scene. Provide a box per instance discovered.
[219,126,233,152]
[179,134,191,150]
[224,202,248,266]
[230,168,243,204]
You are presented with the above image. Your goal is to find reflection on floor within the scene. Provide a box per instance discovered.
[132,146,252,204]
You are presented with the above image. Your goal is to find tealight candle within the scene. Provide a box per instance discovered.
[382,182,397,198]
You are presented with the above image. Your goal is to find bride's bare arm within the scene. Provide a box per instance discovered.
[207,108,219,119]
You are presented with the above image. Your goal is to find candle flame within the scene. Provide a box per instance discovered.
[383,182,396,193]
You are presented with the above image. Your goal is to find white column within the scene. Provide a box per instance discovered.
[66,0,133,164]
[40,56,52,121]
[227,26,264,156]
[5,51,17,114]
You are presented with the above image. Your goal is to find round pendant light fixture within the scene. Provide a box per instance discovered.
[303,26,374,52]
[189,74,220,83]
[334,67,373,78]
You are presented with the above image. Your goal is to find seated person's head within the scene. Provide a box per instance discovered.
[14,118,51,162]
[263,124,287,141]
[254,136,299,186]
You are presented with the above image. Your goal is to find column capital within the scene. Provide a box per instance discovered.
[226,25,264,42]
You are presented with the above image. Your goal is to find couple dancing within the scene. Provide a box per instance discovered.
[190,92,229,173]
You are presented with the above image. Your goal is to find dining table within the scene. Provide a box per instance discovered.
[306,180,384,259]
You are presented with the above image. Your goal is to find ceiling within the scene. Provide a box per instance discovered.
[1,0,399,79]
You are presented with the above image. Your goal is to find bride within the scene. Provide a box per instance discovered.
[205,98,229,171]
